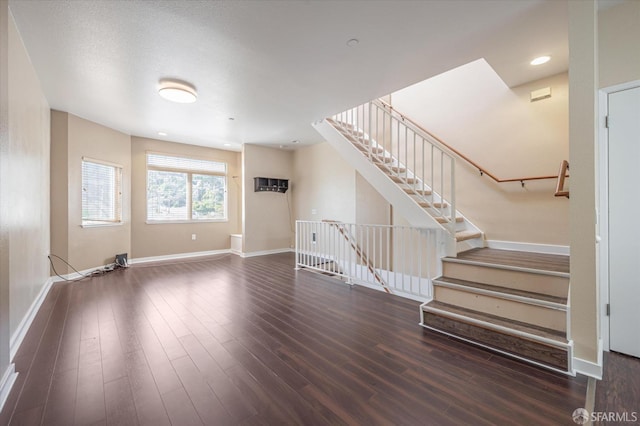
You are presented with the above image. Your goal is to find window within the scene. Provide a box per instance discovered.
[82,159,122,226]
[146,153,227,222]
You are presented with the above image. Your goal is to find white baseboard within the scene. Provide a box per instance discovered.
[0,363,17,414]
[573,340,603,379]
[52,247,290,271]
[130,249,231,265]
[486,240,570,256]
[573,357,603,379]
[238,248,293,258]
[10,277,54,361]
[51,249,233,280]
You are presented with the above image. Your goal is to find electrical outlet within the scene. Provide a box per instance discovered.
[192,234,197,241]
[311,209,317,215]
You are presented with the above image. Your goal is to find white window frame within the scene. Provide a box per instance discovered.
[81,157,123,227]
[145,151,228,224]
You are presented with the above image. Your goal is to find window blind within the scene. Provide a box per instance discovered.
[82,160,122,225]
[147,153,226,174]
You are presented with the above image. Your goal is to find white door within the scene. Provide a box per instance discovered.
[609,86,640,358]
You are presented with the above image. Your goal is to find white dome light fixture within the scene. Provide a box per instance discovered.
[158,79,197,103]
[530,55,551,66]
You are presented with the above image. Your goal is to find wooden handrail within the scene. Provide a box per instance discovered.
[554,160,569,198]
[322,220,390,293]
[376,98,566,185]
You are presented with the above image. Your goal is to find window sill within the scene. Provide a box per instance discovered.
[81,222,124,228]
[145,219,229,225]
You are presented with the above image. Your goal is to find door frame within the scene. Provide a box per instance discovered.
[598,79,640,352]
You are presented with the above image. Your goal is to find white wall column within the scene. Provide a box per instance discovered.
[568,0,600,373]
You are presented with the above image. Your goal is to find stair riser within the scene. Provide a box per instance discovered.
[442,262,569,298]
[422,311,569,370]
[433,286,566,332]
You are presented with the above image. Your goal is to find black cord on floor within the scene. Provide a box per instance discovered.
[48,254,120,282]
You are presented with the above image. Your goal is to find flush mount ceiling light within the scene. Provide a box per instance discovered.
[530,55,551,66]
[158,131,167,136]
[158,79,197,103]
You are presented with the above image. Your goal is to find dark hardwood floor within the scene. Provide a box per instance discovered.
[1,252,588,425]
[595,351,640,425]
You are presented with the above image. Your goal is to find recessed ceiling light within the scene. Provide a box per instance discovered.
[223,143,231,147]
[158,79,197,103]
[346,38,359,47]
[530,56,551,66]
[158,131,167,136]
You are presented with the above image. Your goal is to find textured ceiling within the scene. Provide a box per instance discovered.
[9,0,569,151]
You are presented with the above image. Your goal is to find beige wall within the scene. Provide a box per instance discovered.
[568,0,598,363]
[293,142,356,223]
[243,144,293,253]
[391,62,569,245]
[599,1,640,88]
[1,7,50,354]
[50,110,68,274]
[131,137,241,258]
[356,172,390,226]
[50,112,131,271]
[0,0,9,387]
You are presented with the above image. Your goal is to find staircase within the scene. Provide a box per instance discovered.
[311,99,572,373]
[421,248,571,372]
[313,100,483,256]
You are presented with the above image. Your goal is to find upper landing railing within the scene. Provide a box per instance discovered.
[377,99,569,187]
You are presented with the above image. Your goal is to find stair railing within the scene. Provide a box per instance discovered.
[295,220,441,302]
[322,220,390,293]
[554,160,569,198]
[331,101,457,235]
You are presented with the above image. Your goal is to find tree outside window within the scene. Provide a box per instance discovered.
[146,153,227,222]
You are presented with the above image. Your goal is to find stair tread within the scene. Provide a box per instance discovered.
[420,201,447,208]
[423,300,567,344]
[455,230,482,242]
[402,187,432,196]
[390,175,418,184]
[383,165,407,173]
[354,142,384,153]
[433,276,568,305]
[447,248,569,274]
[435,216,464,224]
